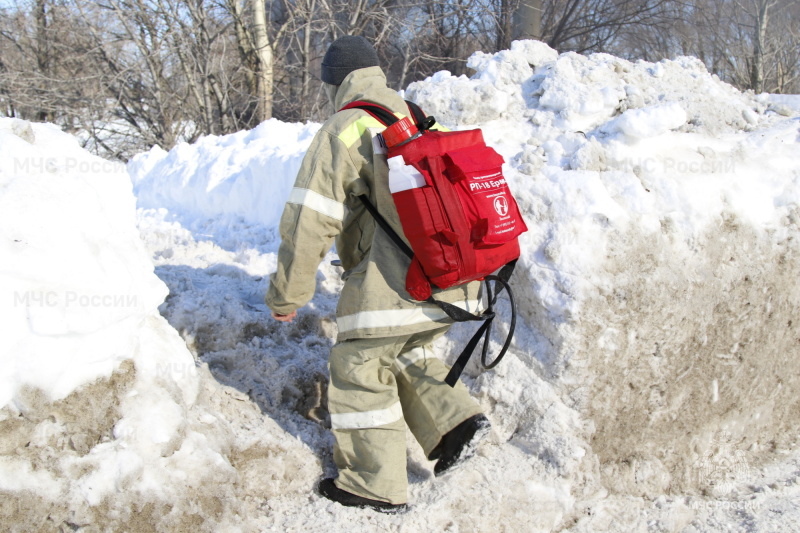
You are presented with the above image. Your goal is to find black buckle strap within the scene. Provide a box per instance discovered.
[358,194,414,259]
[405,101,436,132]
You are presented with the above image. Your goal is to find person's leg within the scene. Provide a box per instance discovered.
[327,335,410,505]
[392,326,484,459]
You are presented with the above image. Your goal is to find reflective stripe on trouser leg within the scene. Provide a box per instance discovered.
[327,336,410,505]
[392,326,484,458]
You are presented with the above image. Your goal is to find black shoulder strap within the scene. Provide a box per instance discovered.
[346,103,399,127]
[340,100,435,131]
[405,101,428,128]
[357,193,414,259]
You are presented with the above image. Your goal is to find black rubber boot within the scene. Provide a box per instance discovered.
[430,414,490,476]
[316,478,407,513]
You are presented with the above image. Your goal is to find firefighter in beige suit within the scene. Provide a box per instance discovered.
[266,36,488,512]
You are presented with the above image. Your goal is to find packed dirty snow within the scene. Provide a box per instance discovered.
[406,41,800,501]
[0,118,274,530]
[3,40,800,531]
[0,120,166,406]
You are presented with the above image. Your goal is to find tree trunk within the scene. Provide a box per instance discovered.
[227,0,257,97]
[750,0,770,93]
[300,0,316,119]
[513,0,543,41]
[34,0,51,121]
[495,0,514,51]
[252,0,274,121]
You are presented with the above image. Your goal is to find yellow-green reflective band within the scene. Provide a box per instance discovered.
[337,111,415,148]
[338,116,385,147]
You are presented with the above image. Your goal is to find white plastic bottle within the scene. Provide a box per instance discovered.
[383,116,427,193]
[388,156,426,193]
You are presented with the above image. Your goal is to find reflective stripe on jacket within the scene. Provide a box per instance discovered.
[266,66,481,341]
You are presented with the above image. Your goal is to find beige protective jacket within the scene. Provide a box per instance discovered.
[266,66,481,341]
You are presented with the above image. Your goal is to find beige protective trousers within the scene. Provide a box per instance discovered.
[328,326,483,505]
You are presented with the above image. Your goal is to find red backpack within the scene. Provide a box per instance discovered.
[340,100,528,385]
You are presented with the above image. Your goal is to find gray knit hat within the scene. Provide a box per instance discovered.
[321,36,380,85]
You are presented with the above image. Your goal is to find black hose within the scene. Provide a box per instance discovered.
[444,272,517,387]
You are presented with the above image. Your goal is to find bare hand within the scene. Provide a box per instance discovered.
[271,310,297,323]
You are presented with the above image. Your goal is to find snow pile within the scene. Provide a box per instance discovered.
[408,40,766,135]
[0,119,167,405]
[408,40,800,496]
[0,119,319,531]
[128,119,321,228]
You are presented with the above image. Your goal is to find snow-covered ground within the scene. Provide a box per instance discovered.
[2,40,800,531]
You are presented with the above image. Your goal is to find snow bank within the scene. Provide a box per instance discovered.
[407,40,800,496]
[0,119,320,531]
[128,119,321,229]
[0,118,167,406]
